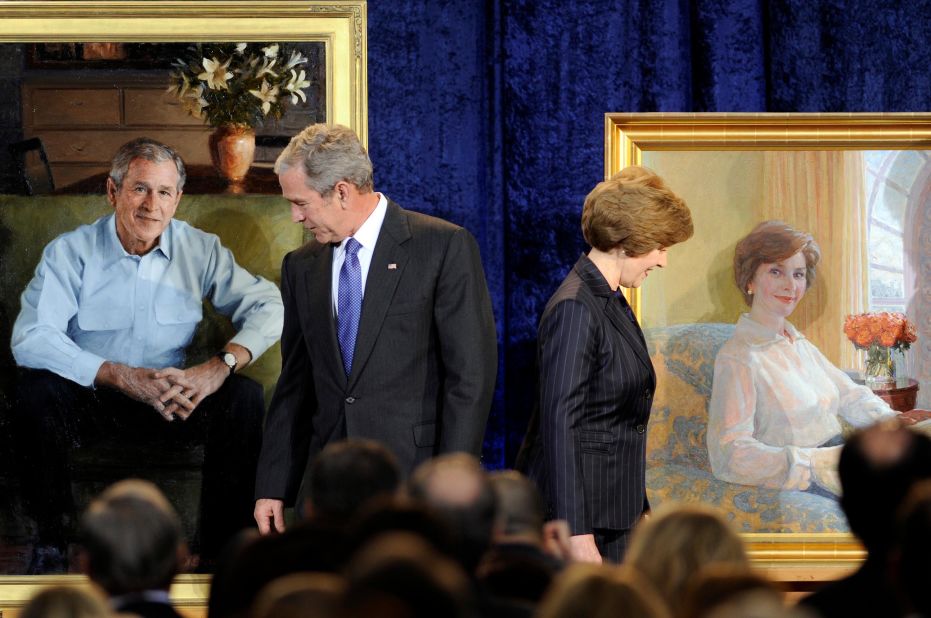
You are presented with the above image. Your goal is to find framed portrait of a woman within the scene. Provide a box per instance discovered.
[607,112,931,582]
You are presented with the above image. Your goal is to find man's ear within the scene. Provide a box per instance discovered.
[105,177,118,207]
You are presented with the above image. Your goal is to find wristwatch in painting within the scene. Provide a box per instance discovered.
[217,351,237,375]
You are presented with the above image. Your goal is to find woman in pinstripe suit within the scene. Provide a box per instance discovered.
[517,166,693,563]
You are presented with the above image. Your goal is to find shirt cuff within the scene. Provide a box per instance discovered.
[230,329,266,363]
[72,350,107,388]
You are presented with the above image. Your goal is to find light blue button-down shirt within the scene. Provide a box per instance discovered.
[12,214,284,387]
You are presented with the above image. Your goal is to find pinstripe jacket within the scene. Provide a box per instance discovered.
[517,254,655,534]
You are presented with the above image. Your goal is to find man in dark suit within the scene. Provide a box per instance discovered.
[516,167,693,562]
[254,124,497,533]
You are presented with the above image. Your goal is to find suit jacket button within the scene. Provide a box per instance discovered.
[636,424,645,434]
[345,396,355,404]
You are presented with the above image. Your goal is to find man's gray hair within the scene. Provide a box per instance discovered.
[109,137,186,192]
[274,123,373,195]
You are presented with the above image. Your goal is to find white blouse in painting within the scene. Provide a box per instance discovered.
[707,314,896,495]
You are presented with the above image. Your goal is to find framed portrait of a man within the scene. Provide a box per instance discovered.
[0,0,366,609]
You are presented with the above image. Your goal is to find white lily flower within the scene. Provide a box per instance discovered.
[167,72,192,99]
[249,79,279,115]
[283,49,307,70]
[197,56,233,90]
[261,44,279,59]
[255,56,278,79]
[182,84,209,119]
[285,69,311,104]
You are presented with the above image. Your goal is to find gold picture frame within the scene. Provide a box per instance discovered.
[606,112,931,581]
[0,0,366,610]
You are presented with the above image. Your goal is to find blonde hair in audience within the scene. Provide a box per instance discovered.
[537,564,670,618]
[625,504,750,617]
[20,586,110,618]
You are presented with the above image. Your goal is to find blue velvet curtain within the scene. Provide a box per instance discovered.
[366,0,931,468]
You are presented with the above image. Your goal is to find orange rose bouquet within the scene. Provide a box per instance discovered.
[844,311,917,384]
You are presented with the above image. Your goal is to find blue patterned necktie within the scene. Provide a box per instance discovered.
[337,237,362,377]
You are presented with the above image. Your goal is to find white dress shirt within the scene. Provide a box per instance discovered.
[707,314,895,492]
[331,193,388,316]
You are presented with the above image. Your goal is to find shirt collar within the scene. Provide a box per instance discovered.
[338,192,388,253]
[102,214,172,266]
[735,313,805,348]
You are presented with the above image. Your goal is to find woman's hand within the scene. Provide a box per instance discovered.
[899,409,931,425]
[568,534,603,564]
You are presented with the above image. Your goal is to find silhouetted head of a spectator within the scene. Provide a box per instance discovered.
[839,423,931,554]
[342,532,473,618]
[896,480,931,616]
[408,453,497,573]
[79,479,184,596]
[489,469,545,544]
[308,438,401,522]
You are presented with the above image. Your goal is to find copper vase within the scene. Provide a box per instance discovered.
[210,125,256,184]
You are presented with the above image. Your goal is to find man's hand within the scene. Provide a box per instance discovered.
[568,533,603,564]
[95,361,192,422]
[254,498,286,535]
[155,343,251,419]
[154,359,227,420]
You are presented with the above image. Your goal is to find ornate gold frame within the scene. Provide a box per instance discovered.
[0,1,366,611]
[606,112,931,579]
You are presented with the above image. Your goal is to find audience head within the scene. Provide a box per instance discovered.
[625,504,750,617]
[251,573,346,618]
[733,220,821,306]
[78,479,184,597]
[349,496,456,564]
[681,566,786,618]
[109,137,186,193]
[20,586,110,618]
[274,123,373,195]
[896,480,931,617]
[207,522,348,618]
[839,422,931,553]
[537,564,669,618]
[407,453,497,573]
[581,165,692,256]
[342,532,473,618]
[489,469,545,543]
[307,438,401,522]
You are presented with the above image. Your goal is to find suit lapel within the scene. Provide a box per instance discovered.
[303,241,345,387]
[347,201,411,389]
[575,256,653,374]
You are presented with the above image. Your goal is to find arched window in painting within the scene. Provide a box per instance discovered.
[864,150,927,313]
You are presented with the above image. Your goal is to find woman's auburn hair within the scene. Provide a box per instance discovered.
[581,166,693,256]
[733,220,821,306]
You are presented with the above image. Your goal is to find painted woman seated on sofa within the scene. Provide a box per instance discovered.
[707,221,930,497]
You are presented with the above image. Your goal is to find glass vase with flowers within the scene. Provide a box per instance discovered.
[843,311,918,388]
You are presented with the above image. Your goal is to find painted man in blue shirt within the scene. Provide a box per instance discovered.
[11,137,283,572]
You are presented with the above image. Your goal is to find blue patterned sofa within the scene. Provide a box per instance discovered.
[644,323,848,533]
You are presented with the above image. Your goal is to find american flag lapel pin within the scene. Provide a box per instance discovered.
[388,263,397,270]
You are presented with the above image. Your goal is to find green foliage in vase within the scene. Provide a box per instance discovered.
[168,42,312,128]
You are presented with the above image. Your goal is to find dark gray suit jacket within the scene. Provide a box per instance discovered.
[256,200,497,504]
[517,254,654,534]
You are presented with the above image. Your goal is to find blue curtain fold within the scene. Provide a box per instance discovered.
[366,0,931,468]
